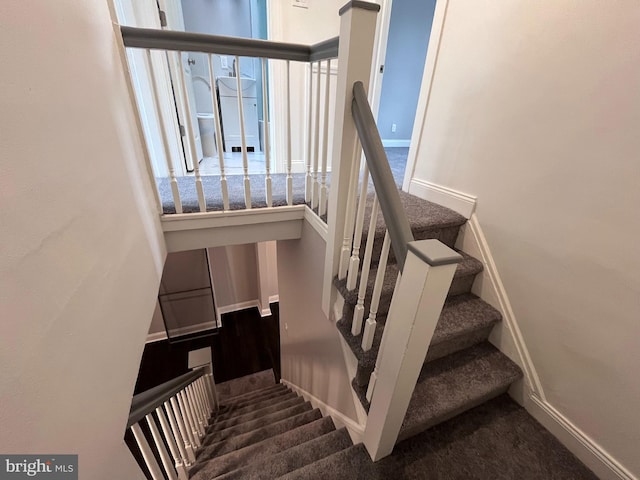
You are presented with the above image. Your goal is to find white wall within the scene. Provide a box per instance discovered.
[278,221,358,421]
[409,1,640,476]
[209,244,260,309]
[0,1,165,478]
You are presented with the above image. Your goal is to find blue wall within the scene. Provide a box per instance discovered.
[377,0,437,143]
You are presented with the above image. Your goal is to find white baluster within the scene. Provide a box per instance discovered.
[196,378,211,417]
[187,384,205,434]
[347,164,370,290]
[338,136,362,280]
[146,50,182,214]
[312,61,322,209]
[175,52,206,212]
[235,55,251,209]
[305,63,313,203]
[207,372,219,411]
[319,59,332,217]
[170,396,196,463]
[178,390,201,446]
[156,406,189,480]
[352,196,378,335]
[192,382,207,432]
[200,377,213,412]
[146,413,178,480]
[262,58,272,207]
[362,231,391,351]
[207,54,229,210]
[286,60,293,206]
[131,423,165,480]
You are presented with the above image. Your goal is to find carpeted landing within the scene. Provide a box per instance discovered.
[192,379,596,479]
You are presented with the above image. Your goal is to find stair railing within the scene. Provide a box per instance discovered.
[126,367,217,480]
[324,2,462,462]
[119,25,338,216]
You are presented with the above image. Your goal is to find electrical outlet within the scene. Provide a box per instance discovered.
[220,56,228,69]
[292,0,309,8]
[392,123,397,133]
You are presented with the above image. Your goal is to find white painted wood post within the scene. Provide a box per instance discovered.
[322,1,380,315]
[208,54,229,210]
[170,396,196,463]
[157,406,189,480]
[319,59,332,216]
[352,196,379,335]
[131,423,165,480]
[235,55,252,209]
[146,49,182,214]
[146,413,178,480]
[305,63,314,203]
[312,61,322,210]
[175,52,206,212]
[286,60,293,206]
[262,58,273,207]
[363,240,461,461]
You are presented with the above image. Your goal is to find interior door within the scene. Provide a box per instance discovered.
[159,0,203,171]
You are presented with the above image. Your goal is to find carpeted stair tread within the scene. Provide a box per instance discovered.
[220,386,290,410]
[277,443,371,480]
[190,417,337,480]
[221,383,285,406]
[196,409,323,461]
[216,428,353,480]
[204,402,313,446]
[209,396,306,433]
[337,293,502,389]
[216,391,299,421]
[398,342,522,442]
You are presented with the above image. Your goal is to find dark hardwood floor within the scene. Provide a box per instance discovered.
[134,303,280,395]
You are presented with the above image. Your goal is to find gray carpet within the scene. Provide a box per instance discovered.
[217,369,278,401]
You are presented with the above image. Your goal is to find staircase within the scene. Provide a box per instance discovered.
[189,383,356,479]
[335,190,523,443]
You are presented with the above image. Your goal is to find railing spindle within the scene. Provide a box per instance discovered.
[338,136,363,279]
[312,61,322,209]
[207,54,229,210]
[347,164,370,290]
[234,55,251,209]
[198,377,212,416]
[352,195,378,335]
[131,422,165,480]
[305,63,314,203]
[178,390,201,446]
[187,384,205,434]
[156,406,189,480]
[176,52,206,212]
[146,413,178,480]
[362,231,391,351]
[145,50,182,214]
[285,60,293,205]
[319,59,332,216]
[170,396,196,463]
[262,58,272,207]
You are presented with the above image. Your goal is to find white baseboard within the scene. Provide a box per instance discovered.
[268,294,280,304]
[281,379,365,445]
[527,394,636,480]
[381,139,410,148]
[408,178,477,218]
[257,299,272,317]
[145,321,217,344]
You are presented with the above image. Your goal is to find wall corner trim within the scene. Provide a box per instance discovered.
[281,379,365,444]
[408,178,477,218]
[304,205,329,240]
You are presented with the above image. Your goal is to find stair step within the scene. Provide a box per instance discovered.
[217,428,352,480]
[189,417,336,480]
[204,402,313,446]
[196,409,323,461]
[220,386,289,411]
[277,443,371,480]
[335,251,483,322]
[221,383,285,406]
[338,293,501,389]
[208,396,306,434]
[398,342,522,442]
[216,391,297,421]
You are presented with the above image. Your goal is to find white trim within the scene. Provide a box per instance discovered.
[402,0,450,191]
[145,321,217,344]
[216,300,260,316]
[268,294,279,304]
[281,379,365,444]
[407,178,477,219]
[369,0,393,117]
[303,205,328,241]
[527,394,636,480]
[381,139,410,148]
[161,205,305,231]
[457,214,544,399]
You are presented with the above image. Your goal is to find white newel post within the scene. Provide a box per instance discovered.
[363,240,461,461]
[322,1,380,316]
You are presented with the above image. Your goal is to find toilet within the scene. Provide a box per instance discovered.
[197,113,216,158]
